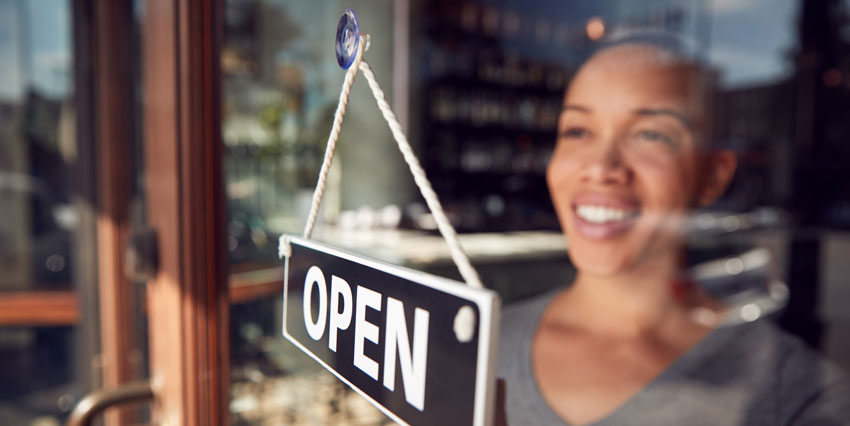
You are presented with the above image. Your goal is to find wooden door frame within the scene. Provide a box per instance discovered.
[92,0,138,424]
[143,0,230,424]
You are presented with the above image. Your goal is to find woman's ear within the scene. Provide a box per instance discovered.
[697,150,737,207]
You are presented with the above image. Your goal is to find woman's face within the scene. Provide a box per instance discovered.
[548,45,714,276]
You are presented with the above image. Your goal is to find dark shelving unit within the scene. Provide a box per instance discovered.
[412,0,581,232]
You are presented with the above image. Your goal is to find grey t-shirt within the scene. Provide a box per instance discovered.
[498,291,850,426]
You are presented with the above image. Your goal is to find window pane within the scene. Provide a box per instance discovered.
[224,0,396,423]
[0,0,85,424]
[226,0,850,423]
[0,326,75,423]
[0,0,148,424]
[0,0,75,293]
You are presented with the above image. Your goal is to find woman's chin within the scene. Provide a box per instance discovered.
[567,248,636,277]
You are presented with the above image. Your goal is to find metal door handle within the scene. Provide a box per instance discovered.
[66,380,154,426]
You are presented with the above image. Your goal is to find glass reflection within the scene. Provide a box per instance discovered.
[499,28,850,425]
[0,0,75,293]
[0,0,89,424]
[224,0,394,423]
[223,0,850,424]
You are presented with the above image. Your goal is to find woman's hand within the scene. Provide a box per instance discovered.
[495,378,508,426]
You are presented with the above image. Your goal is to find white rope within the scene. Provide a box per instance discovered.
[298,35,483,289]
[302,36,366,239]
[278,235,291,259]
[358,61,483,289]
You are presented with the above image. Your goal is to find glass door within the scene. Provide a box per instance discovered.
[220,1,400,423]
[0,0,149,425]
[1,0,233,425]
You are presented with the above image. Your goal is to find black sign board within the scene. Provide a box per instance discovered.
[282,236,500,426]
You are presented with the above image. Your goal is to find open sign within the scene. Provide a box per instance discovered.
[282,236,500,426]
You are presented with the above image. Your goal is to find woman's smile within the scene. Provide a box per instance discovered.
[571,192,640,240]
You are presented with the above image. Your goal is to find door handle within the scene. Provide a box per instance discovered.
[124,226,159,282]
[66,380,154,426]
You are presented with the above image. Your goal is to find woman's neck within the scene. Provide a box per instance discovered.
[550,254,707,339]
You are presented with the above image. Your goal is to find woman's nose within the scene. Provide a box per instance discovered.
[579,140,631,185]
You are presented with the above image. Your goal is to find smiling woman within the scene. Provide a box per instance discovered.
[498,35,850,426]
[548,42,735,279]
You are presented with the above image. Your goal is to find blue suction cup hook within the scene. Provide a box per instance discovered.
[335,9,360,69]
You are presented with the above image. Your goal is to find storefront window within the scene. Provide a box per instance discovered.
[223,0,398,423]
[0,0,75,294]
[224,0,850,423]
[0,0,87,423]
[1,0,846,423]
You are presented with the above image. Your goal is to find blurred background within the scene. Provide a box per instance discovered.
[2,0,850,424]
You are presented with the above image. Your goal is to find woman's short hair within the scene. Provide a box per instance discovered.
[585,28,719,148]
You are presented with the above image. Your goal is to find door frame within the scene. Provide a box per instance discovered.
[142,0,230,424]
[92,0,138,424]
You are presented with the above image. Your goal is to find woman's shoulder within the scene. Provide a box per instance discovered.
[684,318,850,424]
[719,319,846,385]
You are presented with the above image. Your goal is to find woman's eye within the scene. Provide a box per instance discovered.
[635,130,676,146]
[560,127,590,140]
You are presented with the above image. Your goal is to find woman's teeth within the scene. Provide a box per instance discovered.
[575,205,636,224]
